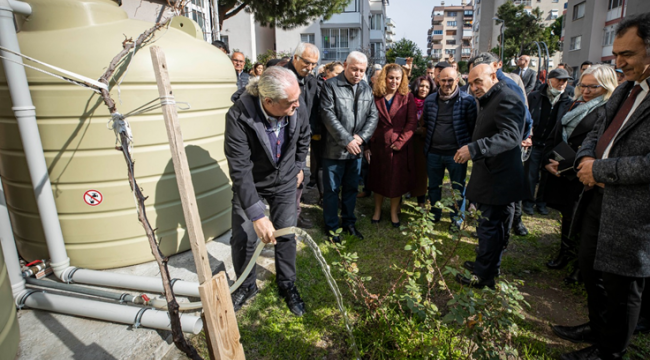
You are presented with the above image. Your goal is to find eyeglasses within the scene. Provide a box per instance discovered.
[578,84,604,90]
[439,79,456,84]
[232,59,245,63]
[297,55,318,68]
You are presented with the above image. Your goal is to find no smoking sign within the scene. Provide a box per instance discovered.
[83,190,103,206]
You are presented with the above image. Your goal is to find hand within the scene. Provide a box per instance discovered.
[252,217,276,245]
[406,57,413,65]
[296,170,304,188]
[346,139,361,155]
[545,159,560,177]
[596,183,605,188]
[576,157,597,186]
[364,149,371,163]
[521,138,532,148]
[454,145,470,164]
[390,143,400,151]
[353,134,363,145]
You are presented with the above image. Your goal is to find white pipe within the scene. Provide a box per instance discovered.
[0,0,70,278]
[19,291,203,334]
[0,177,26,298]
[7,0,30,15]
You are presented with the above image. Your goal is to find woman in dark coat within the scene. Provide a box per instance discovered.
[409,75,436,208]
[366,64,418,227]
[542,65,618,279]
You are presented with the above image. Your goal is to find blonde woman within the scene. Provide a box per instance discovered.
[365,64,417,227]
[541,64,618,281]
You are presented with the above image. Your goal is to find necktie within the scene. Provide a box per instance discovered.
[594,85,642,159]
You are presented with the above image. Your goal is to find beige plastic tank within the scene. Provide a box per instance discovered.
[0,0,236,269]
[0,245,20,360]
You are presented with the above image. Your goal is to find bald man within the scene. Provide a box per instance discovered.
[513,55,537,95]
[454,64,527,289]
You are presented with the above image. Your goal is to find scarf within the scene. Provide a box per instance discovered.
[438,85,460,102]
[546,83,563,106]
[414,96,426,119]
[561,95,607,141]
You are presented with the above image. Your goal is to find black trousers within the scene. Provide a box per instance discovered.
[523,145,547,208]
[474,202,514,281]
[230,188,297,290]
[579,191,648,356]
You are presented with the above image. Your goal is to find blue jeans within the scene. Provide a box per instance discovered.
[322,158,362,232]
[426,152,467,222]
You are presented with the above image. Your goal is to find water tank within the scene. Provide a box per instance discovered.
[0,0,236,269]
[0,245,20,360]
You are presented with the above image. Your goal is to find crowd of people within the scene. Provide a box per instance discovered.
[220,12,650,360]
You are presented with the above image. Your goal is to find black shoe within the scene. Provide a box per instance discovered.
[564,268,582,285]
[371,216,381,224]
[278,284,306,317]
[455,273,495,289]
[634,316,650,335]
[551,323,596,344]
[537,205,549,215]
[560,345,604,360]
[512,222,529,236]
[328,235,341,244]
[462,261,500,277]
[522,205,534,215]
[297,215,314,229]
[547,252,570,269]
[231,284,258,312]
[343,225,364,240]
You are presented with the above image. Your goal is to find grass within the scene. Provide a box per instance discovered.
[189,176,650,359]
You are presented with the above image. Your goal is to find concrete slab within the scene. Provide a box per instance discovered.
[13,230,279,360]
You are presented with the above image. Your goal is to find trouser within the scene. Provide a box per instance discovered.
[359,154,370,194]
[473,202,514,281]
[322,158,361,231]
[309,139,324,196]
[230,189,297,290]
[426,153,467,222]
[523,146,547,209]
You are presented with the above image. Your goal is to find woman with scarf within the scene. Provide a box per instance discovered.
[409,75,436,208]
[365,64,418,227]
[542,65,618,283]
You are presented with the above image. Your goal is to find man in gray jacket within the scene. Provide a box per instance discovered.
[320,51,379,243]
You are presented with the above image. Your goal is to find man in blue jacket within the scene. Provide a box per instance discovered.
[422,67,477,229]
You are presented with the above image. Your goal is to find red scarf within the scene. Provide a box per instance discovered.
[414,96,426,119]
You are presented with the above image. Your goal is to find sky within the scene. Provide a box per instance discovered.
[386,0,445,53]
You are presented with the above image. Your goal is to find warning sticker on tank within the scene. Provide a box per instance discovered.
[83,190,103,206]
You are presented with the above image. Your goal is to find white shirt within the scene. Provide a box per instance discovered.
[603,79,650,158]
[520,67,529,76]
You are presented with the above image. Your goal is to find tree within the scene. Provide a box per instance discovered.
[216,0,350,30]
[490,2,562,71]
[385,38,427,79]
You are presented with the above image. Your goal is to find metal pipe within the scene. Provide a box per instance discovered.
[18,290,203,334]
[0,0,70,278]
[0,176,26,298]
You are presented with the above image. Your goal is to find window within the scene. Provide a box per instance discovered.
[608,0,623,10]
[300,33,315,44]
[573,2,585,20]
[220,35,229,48]
[603,28,615,46]
[446,40,456,45]
[464,21,472,27]
[446,30,457,36]
[445,49,456,55]
[433,30,443,35]
[462,48,471,55]
[370,42,383,58]
[523,9,532,15]
[553,0,559,2]
[370,13,382,30]
[321,28,350,61]
[344,0,358,12]
[464,10,473,16]
[433,10,444,16]
[184,0,212,41]
[447,21,457,26]
[570,35,582,50]
[447,12,457,17]
[477,7,480,16]
[550,9,559,20]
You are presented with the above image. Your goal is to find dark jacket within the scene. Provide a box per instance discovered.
[542,103,604,208]
[527,84,572,147]
[224,92,311,221]
[574,80,650,277]
[285,61,320,135]
[466,81,527,205]
[320,72,379,160]
[512,67,537,95]
[422,90,477,154]
[236,71,250,90]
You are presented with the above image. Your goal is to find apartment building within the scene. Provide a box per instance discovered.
[386,17,396,48]
[426,1,474,63]
[562,0,645,72]
[472,0,566,69]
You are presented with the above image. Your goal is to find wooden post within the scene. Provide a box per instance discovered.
[150,45,245,360]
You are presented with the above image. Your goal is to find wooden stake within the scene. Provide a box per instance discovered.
[150,45,245,360]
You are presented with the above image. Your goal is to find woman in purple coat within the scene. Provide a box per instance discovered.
[365,64,418,227]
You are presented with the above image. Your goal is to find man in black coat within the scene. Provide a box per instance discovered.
[512,55,537,95]
[553,13,650,360]
[454,64,526,289]
[522,68,573,217]
[224,67,311,316]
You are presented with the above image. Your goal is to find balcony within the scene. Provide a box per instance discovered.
[433,34,443,40]
[385,34,395,43]
[386,27,396,35]
[433,15,444,22]
[462,30,472,38]
[433,24,444,31]
[431,43,443,50]
[427,28,432,35]
[386,17,395,27]
[512,0,532,6]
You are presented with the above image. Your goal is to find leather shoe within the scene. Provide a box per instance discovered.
[536,205,549,215]
[560,345,603,360]
[522,205,534,215]
[329,235,341,244]
[343,225,364,240]
[462,261,500,277]
[231,283,258,312]
[278,284,306,316]
[635,316,650,334]
[512,222,529,236]
[297,215,314,229]
[564,268,582,285]
[551,323,596,344]
[455,273,495,289]
[547,253,570,269]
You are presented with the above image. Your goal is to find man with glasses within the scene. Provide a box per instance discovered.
[284,43,321,229]
[231,51,249,90]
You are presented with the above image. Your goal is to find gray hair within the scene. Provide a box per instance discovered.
[575,64,618,101]
[346,51,368,65]
[294,42,321,60]
[246,66,298,102]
